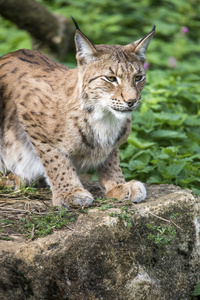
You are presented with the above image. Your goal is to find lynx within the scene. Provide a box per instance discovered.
[0,20,155,208]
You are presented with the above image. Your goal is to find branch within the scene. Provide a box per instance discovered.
[149,212,183,231]
[0,0,74,59]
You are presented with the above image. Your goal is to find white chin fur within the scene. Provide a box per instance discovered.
[111,109,132,119]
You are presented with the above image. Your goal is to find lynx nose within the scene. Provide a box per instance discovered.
[127,99,137,107]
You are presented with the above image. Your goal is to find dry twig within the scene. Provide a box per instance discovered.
[149,211,183,231]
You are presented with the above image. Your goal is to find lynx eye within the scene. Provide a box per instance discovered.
[135,75,144,82]
[105,76,118,83]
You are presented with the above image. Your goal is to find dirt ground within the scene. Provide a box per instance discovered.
[0,173,183,242]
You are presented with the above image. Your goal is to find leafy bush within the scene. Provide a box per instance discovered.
[0,0,199,194]
[0,19,31,55]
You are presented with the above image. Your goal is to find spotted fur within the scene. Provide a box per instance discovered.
[0,23,155,208]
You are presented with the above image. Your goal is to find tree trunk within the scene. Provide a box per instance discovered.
[0,0,74,60]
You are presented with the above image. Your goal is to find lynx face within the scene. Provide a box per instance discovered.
[75,27,154,122]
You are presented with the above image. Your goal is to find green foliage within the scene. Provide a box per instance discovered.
[146,222,176,247]
[193,282,200,296]
[20,208,76,239]
[146,213,179,247]
[0,0,199,194]
[0,19,31,55]
[109,206,134,227]
[100,203,113,211]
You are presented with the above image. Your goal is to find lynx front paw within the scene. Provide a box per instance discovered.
[53,188,94,209]
[106,180,146,203]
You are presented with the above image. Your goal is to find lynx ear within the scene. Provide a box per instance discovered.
[72,17,97,64]
[125,25,155,62]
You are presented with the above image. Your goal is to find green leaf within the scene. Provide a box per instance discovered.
[161,146,180,157]
[192,188,200,196]
[151,130,187,139]
[127,133,156,149]
[146,175,163,184]
[156,161,186,179]
[192,282,200,296]
[155,112,187,126]
[184,116,200,126]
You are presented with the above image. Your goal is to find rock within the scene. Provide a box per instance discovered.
[0,184,199,299]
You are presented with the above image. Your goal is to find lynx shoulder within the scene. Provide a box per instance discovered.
[0,21,155,208]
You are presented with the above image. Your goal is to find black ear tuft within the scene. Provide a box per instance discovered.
[71,17,80,31]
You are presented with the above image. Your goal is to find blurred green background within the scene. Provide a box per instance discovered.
[0,0,200,195]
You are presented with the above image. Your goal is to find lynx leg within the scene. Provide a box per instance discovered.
[98,149,146,203]
[54,187,94,208]
[30,142,94,208]
[98,149,125,190]
[106,180,146,203]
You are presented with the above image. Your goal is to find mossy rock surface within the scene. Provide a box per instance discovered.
[0,184,199,299]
